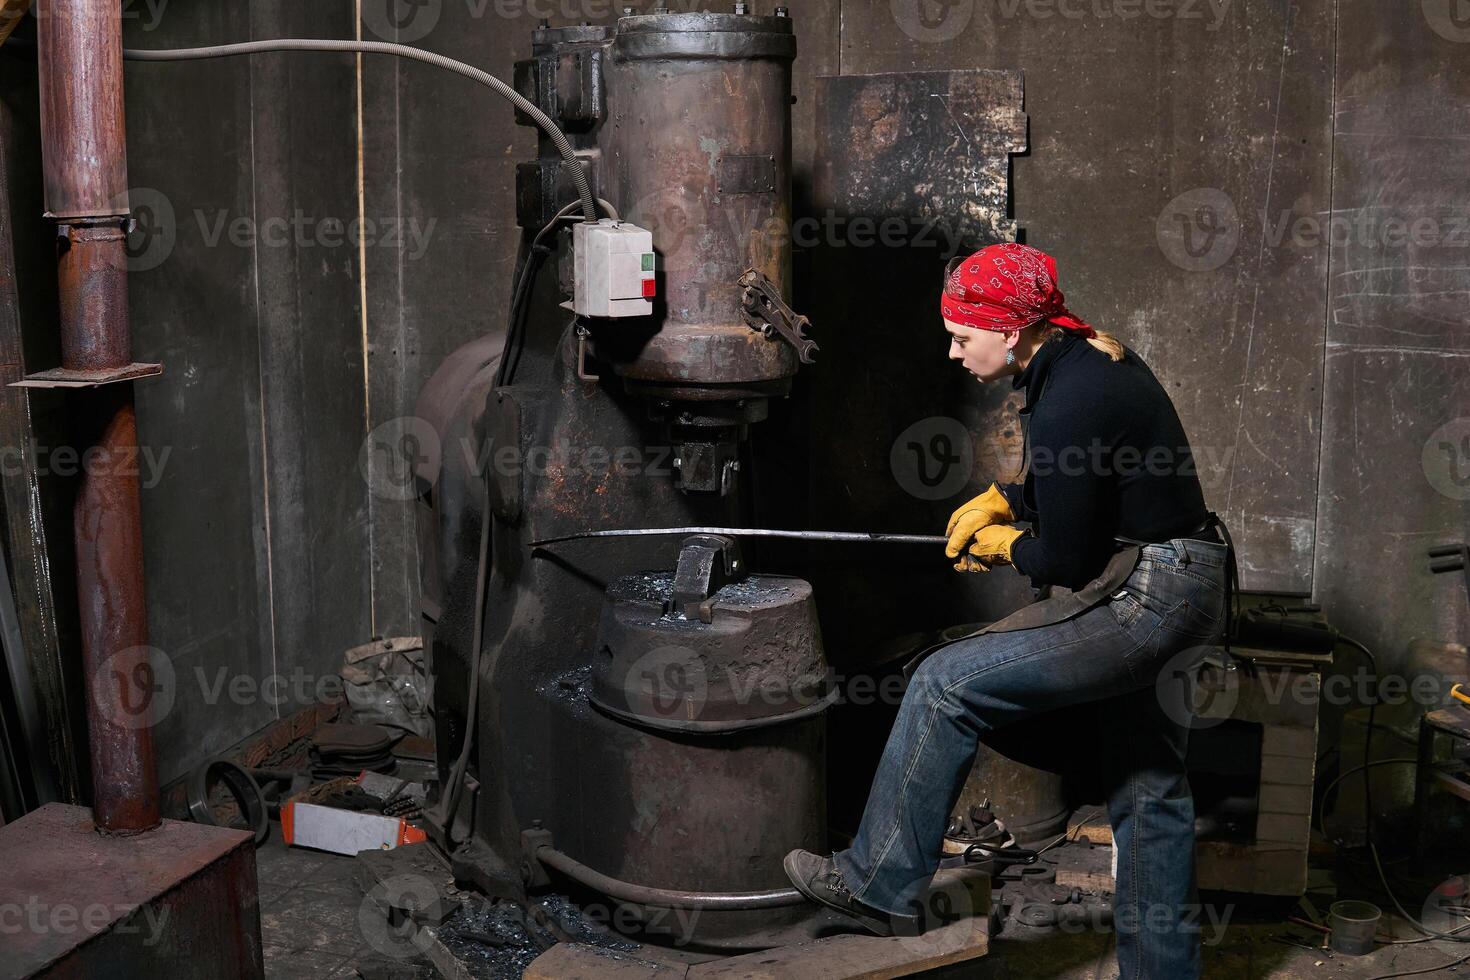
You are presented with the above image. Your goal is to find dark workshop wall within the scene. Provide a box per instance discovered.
[98,0,1466,781]
[122,0,366,782]
[1313,1,1470,663]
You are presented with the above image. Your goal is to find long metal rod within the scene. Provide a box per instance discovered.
[535,845,806,910]
[531,526,948,548]
[38,0,159,833]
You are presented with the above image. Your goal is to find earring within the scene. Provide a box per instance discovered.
[1005,349,1017,366]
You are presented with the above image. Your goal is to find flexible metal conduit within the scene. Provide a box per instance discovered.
[121,38,596,222]
[535,845,806,911]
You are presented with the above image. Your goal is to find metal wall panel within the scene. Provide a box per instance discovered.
[835,0,1337,594]
[1315,1,1470,667]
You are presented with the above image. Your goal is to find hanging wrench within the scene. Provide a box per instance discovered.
[738,268,819,364]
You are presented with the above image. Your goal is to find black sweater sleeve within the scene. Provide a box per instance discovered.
[997,482,1033,523]
[1007,404,1115,589]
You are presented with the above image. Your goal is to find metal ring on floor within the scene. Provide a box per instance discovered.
[187,757,269,846]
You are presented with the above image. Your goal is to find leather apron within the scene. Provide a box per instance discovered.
[901,512,1230,680]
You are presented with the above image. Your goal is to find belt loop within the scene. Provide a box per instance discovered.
[1176,540,1192,566]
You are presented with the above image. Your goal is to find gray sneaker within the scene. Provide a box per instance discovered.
[782,849,918,937]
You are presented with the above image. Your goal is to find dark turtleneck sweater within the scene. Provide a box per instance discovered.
[996,333,1209,590]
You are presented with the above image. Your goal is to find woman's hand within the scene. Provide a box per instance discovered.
[945,484,1015,560]
[953,525,1027,573]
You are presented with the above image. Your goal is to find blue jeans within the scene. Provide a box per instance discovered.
[834,537,1228,980]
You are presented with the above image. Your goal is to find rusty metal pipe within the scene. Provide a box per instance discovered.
[36,0,159,833]
[535,845,805,911]
[56,224,132,371]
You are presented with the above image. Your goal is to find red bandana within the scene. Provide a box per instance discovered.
[940,243,1096,338]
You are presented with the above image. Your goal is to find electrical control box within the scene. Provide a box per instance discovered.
[571,219,656,318]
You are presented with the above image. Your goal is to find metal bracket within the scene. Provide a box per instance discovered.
[671,534,745,623]
[737,268,818,364]
[10,363,163,389]
[520,822,554,889]
[1430,542,1470,611]
[574,322,599,382]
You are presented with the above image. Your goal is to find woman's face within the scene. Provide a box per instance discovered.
[945,318,1015,382]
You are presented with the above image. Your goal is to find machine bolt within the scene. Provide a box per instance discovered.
[733,2,748,12]
[623,5,634,12]
[775,5,789,16]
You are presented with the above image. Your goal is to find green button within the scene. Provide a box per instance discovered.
[641,253,654,272]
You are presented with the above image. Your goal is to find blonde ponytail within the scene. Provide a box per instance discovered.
[1037,324,1126,362]
[1086,329,1125,362]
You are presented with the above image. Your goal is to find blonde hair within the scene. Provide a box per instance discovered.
[1037,323,1125,362]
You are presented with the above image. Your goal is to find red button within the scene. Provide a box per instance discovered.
[641,278,657,298]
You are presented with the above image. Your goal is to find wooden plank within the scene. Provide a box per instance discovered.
[1053,843,1114,894]
[525,944,690,980]
[1066,813,1114,847]
[0,0,31,48]
[689,917,988,980]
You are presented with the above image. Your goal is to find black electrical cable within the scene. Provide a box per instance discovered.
[121,38,597,222]
[1364,952,1470,979]
[1331,633,1470,944]
[498,198,611,388]
[436,472,492,846]
[124,39,626,390]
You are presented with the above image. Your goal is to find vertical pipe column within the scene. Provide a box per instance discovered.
[36,0,159,833]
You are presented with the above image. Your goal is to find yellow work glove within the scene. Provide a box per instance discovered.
[954,525,1026,573]
[945,484,1016,560]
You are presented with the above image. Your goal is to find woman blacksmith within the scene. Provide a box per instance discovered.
[783,243,1231,980]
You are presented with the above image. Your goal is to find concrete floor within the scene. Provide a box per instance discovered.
[253,836,1470,979]
[254,835,434,979]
